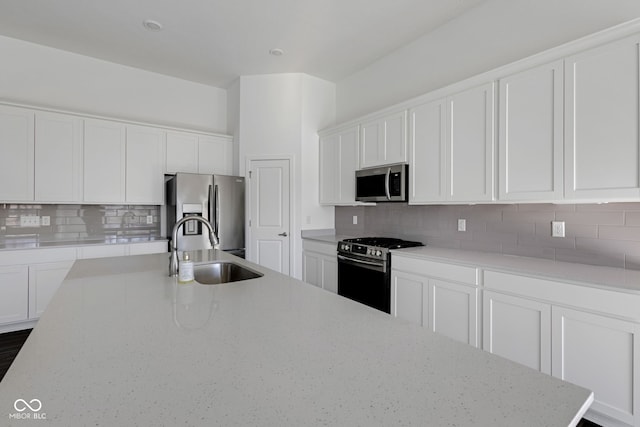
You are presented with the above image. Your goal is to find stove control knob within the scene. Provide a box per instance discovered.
[376,250,382,257]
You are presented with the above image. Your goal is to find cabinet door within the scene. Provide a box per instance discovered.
[360,119,381,169]
[383,111,407,164]
[391,270,428,326]
[0,265,28,324]
[0,106,34,202]
[338,126,360,203]
[319,133,340,204]
[302,251,321,287]
[565,35,640,200]
[28,261,74,320]
[499,61,563,201]
[360,112,407,168]
[319,126,360,205]
[409,99,447,203]
[483,290,551,374]
[320,256,338,294]
[428,279,478,347]
[126,125,164,204]
[198,135,233,175]
[34,112,83,202]
[166,131,199,174]
[83,119,126,203]
[447,83,496,202]
[552,307,639,426]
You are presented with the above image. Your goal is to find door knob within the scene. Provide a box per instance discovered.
[278,232,288,237]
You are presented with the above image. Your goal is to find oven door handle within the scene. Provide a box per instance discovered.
[337,254,386,272]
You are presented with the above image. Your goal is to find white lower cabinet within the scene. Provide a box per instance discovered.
[391,255,479,347]
[0,265,29,324]
[430,279,478,347]
[302,240,338,294]
[391,270,428,326]
[28,261,74,320]
[483,290,551,374]
[484,269,640,427]
[552,307,640,427]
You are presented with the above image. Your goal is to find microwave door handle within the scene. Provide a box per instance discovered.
[385,167,391,200]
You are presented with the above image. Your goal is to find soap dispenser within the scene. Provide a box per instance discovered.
[178,252,194,283]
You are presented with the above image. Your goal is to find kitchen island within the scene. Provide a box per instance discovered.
[0,250,592,426]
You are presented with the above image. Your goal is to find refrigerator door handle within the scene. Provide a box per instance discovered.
[214,184,220,240]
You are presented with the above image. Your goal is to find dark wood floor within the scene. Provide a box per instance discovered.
[0,328,32,382]
[0,329,603,426]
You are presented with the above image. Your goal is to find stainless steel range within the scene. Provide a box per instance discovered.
[337,237,424,313]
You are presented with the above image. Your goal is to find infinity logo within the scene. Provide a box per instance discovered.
[14,399,42,412]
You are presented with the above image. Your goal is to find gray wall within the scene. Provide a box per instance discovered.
[336,203,640,270]
[0,204,160,248]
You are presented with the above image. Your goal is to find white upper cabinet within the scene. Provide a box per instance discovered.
[447,82,496,202]
[0,105,34,202]
[565,35,640,201]
[34,112,83,203]
[359,111,407,169]
[83,119,126,203]
[198,135,233,175]
[126,125,165,204]
[409,99,447,203]
[319,125,360,205]
[166,131,199,174]
[166,131,233,176]
[499,61,564,201]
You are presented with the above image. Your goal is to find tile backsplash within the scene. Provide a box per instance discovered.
[0,204,161,248]
[336,203,640,270]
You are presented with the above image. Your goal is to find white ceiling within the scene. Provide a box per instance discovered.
[0,0,486,88]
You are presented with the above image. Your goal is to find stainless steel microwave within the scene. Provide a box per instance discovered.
[355,164,408,202]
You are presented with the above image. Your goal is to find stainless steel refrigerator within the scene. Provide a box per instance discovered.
[166,173,245,258]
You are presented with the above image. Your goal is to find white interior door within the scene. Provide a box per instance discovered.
[249,159,290,274]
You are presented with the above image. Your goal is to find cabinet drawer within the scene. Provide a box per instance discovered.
[484,270,640,321]
[302,240,337,257]
[129,241,168,255]
[76,244,128,260]
[392,256,478,285]
[0,247,76,266]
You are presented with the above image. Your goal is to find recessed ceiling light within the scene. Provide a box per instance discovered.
[269,48,284,56]
[143,20,163,31]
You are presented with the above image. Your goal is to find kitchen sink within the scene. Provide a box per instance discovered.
[193,261,263,285]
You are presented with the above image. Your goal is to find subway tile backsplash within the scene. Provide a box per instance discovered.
[0,204,161,248]
[336,203,640,270]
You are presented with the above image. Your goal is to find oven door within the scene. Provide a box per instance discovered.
[337,254,390,314]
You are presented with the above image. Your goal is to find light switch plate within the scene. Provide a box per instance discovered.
[353,215,358,225]
[457,219,466,232]
[146,215,153,225]
[41,216,50,226]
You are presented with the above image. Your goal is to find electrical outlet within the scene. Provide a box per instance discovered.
[551,221,565,237]
[146,215,154,225]
[20,215,40,227]
[457,219,466,232]
[41,216,50,226]
[353,215,358,225]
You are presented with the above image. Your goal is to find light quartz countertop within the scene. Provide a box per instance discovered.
[0,250,592,426]
[393,246,640,294]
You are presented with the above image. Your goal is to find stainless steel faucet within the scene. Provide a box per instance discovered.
[169,216,219,277]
